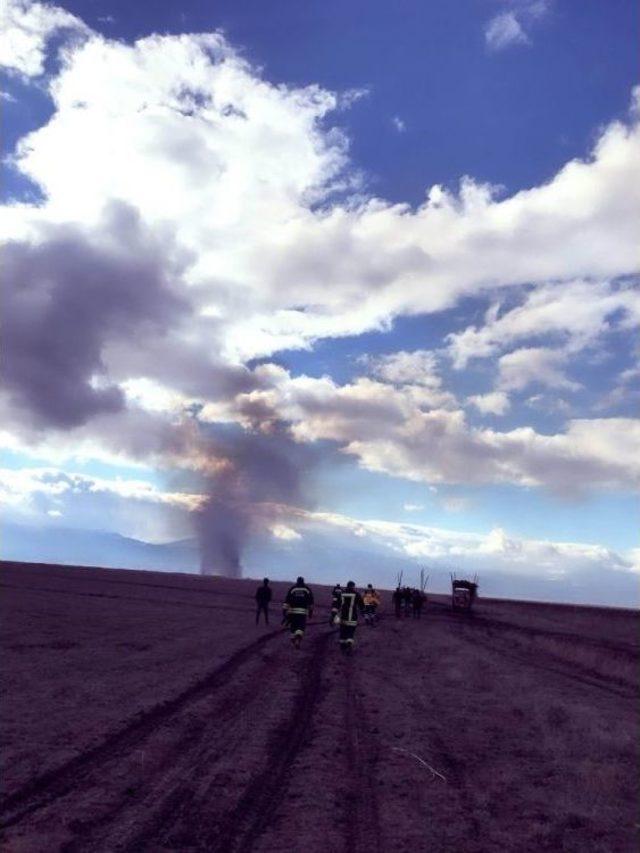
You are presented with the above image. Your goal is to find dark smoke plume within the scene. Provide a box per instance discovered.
[196,497,247,577]
[193,423,318,577]
[2,203,188,429]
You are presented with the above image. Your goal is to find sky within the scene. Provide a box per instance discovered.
[1,0,639,604]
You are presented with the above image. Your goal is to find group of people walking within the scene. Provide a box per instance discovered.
[392,585,426,619]
[254,577,383,653]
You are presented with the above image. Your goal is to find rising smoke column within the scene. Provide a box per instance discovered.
[195,462,248,578]
[193,422,316,577]
[196,499,246,577]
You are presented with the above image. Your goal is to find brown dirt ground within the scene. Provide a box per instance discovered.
[1,561,638,852]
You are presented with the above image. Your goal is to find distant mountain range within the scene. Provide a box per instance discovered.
[2,523,199,573]
[2,522,637,607]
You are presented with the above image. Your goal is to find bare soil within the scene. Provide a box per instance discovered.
[1,561,638,852]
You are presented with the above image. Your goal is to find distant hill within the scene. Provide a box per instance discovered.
[2,521,637,606]
[1,523,199,573]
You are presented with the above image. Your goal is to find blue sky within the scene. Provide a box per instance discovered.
[1,0,639,603]
[65,0,638,198]
[4,1,639,203]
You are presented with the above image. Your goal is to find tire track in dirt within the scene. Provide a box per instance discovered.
[58,638,288,852]
[0,581,252,615]
[428,601,638,656]
[462,610,639,658]
[183,629,333,853]
[0,627,283,831]
[450,618,638,701]
[346,617,486,849]
[343,659,384,853]
[1,563,267,602]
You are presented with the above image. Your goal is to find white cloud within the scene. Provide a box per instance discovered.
[497,346,581,392]
[484,2,551,52]
[2,22,638,370]
[271,523,302,541]
[447,279,640,370]
[339,413,640,494]
[467,391,511,415]
[202,365,640,493]
[0,0,90,77]
[0,466,204,542]
[1,5,639,550]
[391,115,406,132]
[524,394,572,415]
[365,350,441,388]
[627,548,640,573]
[485,11,529,51]
[619,366,640,383]
[284,506,637,582]
[403,503,424,512]
[0,466,203,509]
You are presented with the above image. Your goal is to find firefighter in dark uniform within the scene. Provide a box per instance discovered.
[392,586,403,619]
[337,581,364,653]
[330,584,342,625]
[403,586,413,617]
[283,576,314,649]
[255,578,272,624]
[411,587,425,618]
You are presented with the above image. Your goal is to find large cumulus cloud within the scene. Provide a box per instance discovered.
[3,16,639,361]
[1,1,639,579]
[202,364,640,494]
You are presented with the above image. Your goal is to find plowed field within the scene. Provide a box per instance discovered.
[1,561,638,852]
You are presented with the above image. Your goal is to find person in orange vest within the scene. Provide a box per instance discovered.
[362,584,381,626]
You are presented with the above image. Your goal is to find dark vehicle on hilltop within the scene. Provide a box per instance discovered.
[451,574,478,612]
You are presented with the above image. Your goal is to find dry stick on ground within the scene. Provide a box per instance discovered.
[391,747,447,783]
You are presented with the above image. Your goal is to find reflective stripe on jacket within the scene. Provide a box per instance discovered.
[285,584,314,615]
[338,591,364,626]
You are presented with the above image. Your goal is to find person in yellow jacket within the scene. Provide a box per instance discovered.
[362,583,381,627]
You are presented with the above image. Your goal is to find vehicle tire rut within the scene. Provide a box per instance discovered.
[453,622,637,701]
[192,630,333,853]
[59,643,285,852]
[343,661,384,853]
[0,628,282,831]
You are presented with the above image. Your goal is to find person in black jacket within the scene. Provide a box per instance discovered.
[392,586,403,619]
[255,578,272,625]
[337,581,364,653]
[283,576,314,648]
[411,587,425,619]
[330,584,342,625]
[403,586,413,617]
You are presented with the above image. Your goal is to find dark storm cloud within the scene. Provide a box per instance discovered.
[2,202,189,429]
